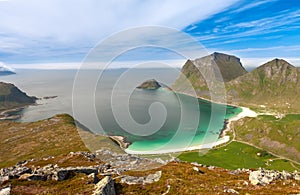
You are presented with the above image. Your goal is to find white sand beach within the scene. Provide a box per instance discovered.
[125,107,258,155]
[125,136,231,155]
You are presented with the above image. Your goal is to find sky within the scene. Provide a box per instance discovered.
[0,0,299,69]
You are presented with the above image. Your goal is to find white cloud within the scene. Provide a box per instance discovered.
[10,59,186,70]
[0,61,15,71]
[0,0,238,48]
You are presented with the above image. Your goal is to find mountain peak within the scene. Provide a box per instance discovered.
[258,58,296,78]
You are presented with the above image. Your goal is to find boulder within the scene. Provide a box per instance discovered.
[249,168,298,185]
[53,167,98,181]
[93,176,115,195]
[0,186,11,195]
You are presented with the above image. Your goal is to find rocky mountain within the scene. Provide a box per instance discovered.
[227,59,300,111]
[0,82,37,111]
[136,79,162,89]
[173,53,299,112]
[172,52,247,98]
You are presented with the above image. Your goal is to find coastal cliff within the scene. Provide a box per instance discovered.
[0,82,37,111]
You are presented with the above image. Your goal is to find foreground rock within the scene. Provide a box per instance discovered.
[249,168,300,185]
[120,171,162,185]
[95,149,176,174]
[0,186,11,195]
[136,79,161,89]
[93,176,115,195]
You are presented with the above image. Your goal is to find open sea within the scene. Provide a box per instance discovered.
[1,68,242,153]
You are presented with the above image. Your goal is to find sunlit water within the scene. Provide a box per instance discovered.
[1,69,241,153]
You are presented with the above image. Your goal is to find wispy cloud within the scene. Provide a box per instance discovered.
[0,0,238,63]
[230,0,278,13]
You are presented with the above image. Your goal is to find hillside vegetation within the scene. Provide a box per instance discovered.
[233,114,300,163]
[0,114,120,168]
[227,59,300,112]
[173,54,300,113]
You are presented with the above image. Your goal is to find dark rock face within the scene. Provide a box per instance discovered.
[94,176,116,195]
[172,52,247,98]
[136,79,162,90]
[0,82,37,110]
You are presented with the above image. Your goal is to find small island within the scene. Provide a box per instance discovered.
[136,79,161,90]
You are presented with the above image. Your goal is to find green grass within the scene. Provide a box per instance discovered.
[234,114,300,163]
[178,141,299,171]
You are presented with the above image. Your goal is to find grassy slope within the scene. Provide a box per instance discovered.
[0,114,121,168]
[233,114,300,163]
[178,141,299,172]
[1,114,299,194]
[226,62,300,113]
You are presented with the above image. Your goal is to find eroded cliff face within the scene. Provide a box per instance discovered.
[172,52,247,98]
[0,82,37,110]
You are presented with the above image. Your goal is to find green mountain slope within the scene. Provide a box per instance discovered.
[226,59,300,112]
[233,114,300,163]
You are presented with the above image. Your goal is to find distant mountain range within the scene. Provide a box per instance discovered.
[173,52,300,112]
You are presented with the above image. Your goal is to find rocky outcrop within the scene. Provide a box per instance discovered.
[109,136,131,149]
[120,171,162,185]
[0,186,11,195]
[0,164,99,182]
[0,82,37,111]
[95,149,177,174]
[136,79,162,90]
[93,176,116,195]
[249,168,300,185]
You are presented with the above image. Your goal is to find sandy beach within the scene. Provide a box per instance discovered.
[124,136,231,155]
[125,107,258,155]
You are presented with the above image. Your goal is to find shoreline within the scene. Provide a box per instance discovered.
[122,106,257,155]
[219,106,258,138]
[125,136,231,155]
[0,106,25,120]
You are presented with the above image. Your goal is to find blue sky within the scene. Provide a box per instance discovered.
[0,0,299,68]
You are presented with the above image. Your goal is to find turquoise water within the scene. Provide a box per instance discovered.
[122,90,242,152]
[1,69,242,153]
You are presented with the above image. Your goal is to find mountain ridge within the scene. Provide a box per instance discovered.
[173,53,300,112]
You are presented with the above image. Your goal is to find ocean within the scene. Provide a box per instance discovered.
[1,68,241,153]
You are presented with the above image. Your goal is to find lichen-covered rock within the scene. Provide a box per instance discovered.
[249,168,299,185]
[93,176,115,195]
[53,167,98,181]
[0,186,11,195]
[120,171,162,185]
